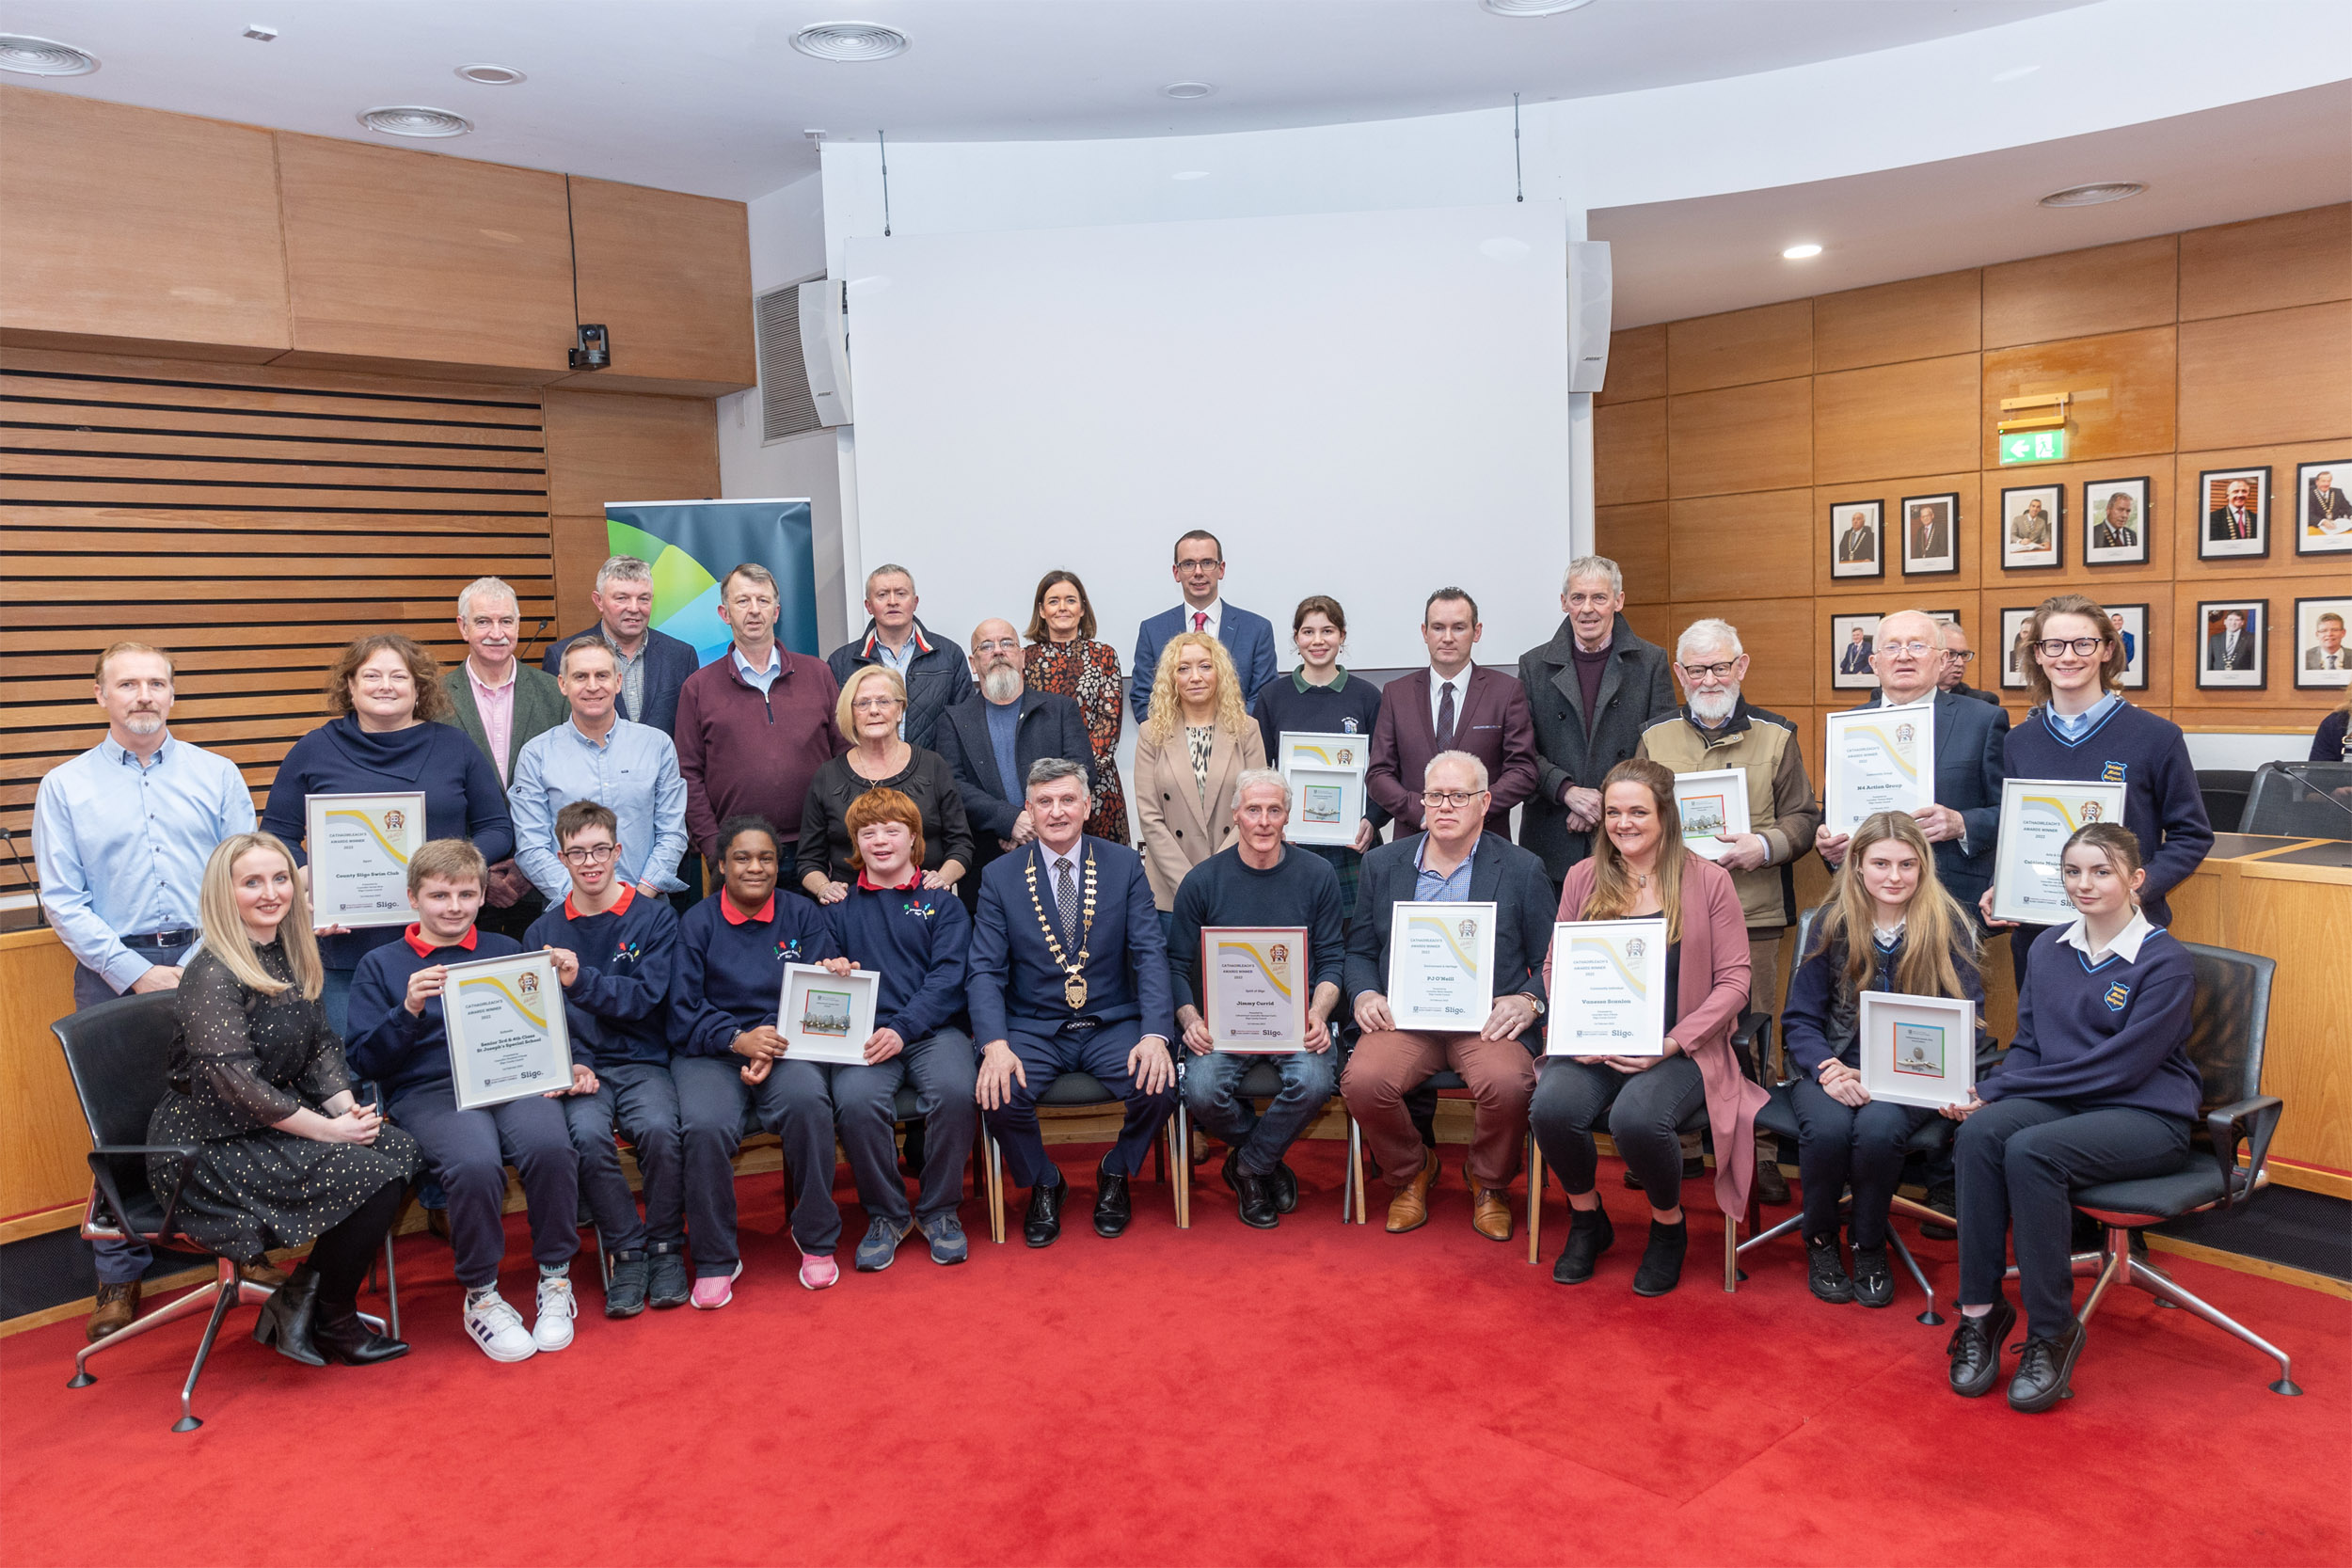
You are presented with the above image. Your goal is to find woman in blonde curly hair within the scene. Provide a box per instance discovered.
[1131,631,1266,919]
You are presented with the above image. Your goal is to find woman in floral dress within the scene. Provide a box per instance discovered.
[1022,569,1131,846]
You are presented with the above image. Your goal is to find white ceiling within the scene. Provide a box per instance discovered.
[2,0,2086,198]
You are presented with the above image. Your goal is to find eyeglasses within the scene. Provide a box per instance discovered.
[2035,637,2107,658]
[1175,559,1222,573]
[560,844,617,864]
[1424,790,1488,809]
[851,695,902,711]
[1678,660,1740,680]
[1943,650,1978,665]
[1881,641,1938,658]
[973,638,1021,654]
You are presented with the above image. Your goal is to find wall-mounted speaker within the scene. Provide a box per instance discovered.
[755,277,854,442]
[799,276,854,427]
[1567,240,1613,394]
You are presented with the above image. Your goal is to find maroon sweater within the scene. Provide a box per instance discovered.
[675,648,848,860]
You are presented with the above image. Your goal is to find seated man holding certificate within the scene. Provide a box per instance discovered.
[347,839,593,1364]
[1783,813,1983,1308]
[1341,751,1556,1242]
[1532,760,1764,1295]
[969,757,1177,1247]
[1169,768,1346,1228]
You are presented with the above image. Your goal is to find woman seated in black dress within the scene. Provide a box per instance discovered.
[148,832,422,1366]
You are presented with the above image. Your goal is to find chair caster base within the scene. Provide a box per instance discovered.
[66,1371,94,1389]
[1916,1307,1945,1326]
[2270,1378,2303,1397]
[1734,1266,1747,1282]
[171,1416,201,1433]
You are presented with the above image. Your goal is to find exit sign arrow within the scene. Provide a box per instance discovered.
[2000,429,2068,465]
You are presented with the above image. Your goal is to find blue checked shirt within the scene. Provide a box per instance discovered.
[509,717,690,900]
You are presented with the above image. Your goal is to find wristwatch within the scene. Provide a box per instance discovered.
[1520,992,1546,1016]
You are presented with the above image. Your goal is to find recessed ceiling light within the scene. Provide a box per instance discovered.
[2040,182,2146,208]
[1782,243,1824,260]
[358,105,473,138]
[1482,0,1597,15]
[0,33,99,75]
[244,25,278,42]
[1163,81,1216,100]
[455,63,526,85]
[790,22,909,61]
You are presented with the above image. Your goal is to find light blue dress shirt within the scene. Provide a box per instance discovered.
[731,642,783,695]
[508,716,690,900]
[33,734,256,991]
[2047,691,2122,743]
[1412,833,1479,902]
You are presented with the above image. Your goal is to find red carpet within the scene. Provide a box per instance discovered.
[5,1141,2347,1567]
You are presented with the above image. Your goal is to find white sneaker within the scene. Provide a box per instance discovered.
[463,1290,537,1363]
[532,1274,577,1353]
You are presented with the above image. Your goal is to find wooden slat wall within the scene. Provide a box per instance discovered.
[0,347,554,894]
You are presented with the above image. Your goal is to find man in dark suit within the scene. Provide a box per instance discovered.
[1935,622,2002,707]
[823,562,972,750]
[1907,503,1950,563]
[2307,470,2352,530]
[936,617,1094,885]
[1368,587,1540,838]
[1517,557,1676,883]
[444,576,566,938]
[539,555,700,737]
[969,758,1177,1246]
[1836,512,1876,564]
[2208,478,2260,542]
[1837,627,1874,675]
[1129,529,1278,721]
[1341,752,1556,1240]
[2206,609,2256,670]
[2307,612,2346,672]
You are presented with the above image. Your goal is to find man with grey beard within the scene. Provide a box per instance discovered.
[935,618,1096,889]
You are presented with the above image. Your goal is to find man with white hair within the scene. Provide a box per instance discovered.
[444,576,566,936]
[935,618,1094,885]
[825,562,973,750]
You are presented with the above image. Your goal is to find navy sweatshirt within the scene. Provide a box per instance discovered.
[1168,846,1346,1015]
[669,892,841,1057]
[1782,928,1986,1078]
[826,879,972,1045]
[2002,702,2212,927]
[524,885,680,1069]
[1987,923,2200,1119]
[1252,669,1388,828]
[346,926,534,1098]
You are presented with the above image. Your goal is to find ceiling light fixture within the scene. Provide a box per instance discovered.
[2040,182,2146,208]
[455,63,526,85]
[244,25,278,42]
[358,105,473,138]
[0,34,99,75]
[1782,243,1823,260]
[790,23,909,61]
[1481,0,1597,15]
[1163,81,1216,100]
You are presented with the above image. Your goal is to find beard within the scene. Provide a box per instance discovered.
[981,666,1023,705]
[121,712,165,736]
[1688,685,1740,725]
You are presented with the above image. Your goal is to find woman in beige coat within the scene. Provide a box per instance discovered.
[1131,630,1267,920]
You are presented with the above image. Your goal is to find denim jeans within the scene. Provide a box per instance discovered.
[1183,1049,1335,1177]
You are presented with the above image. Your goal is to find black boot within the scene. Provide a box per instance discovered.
[250,1264,326,1368]
[1551,1203,1615,1284]
[311,1303,409,1366]
[1631,1218,1688,1297]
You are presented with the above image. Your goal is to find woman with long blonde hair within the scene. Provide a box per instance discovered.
[147,832,421,1367]
[1783,812,1982,1307]
[1131,631,1266,915]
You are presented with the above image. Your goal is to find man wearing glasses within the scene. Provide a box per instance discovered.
[936,617,1095,887]
[1130,530,1278,721]
[1936,622,2001,706]
[509,638,691,906]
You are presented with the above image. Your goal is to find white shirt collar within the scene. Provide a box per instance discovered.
[2057,909,2154,964]
[1183,599,1222,634]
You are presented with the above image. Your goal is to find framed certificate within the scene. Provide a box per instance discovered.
[1279,731,1371,772]
[1546,917,1668,1057]
[1671,768,1750,861]
[445,950,573,1110]
[305,791,424,928]
[1386,900,1497,1032]
[779,963,878,1065]
[1989,778,2129,925]
[1283,765,1366,847]
[1857,991,1976,1110]
[1823,704,1937,834]
[1200,927,1310,1052]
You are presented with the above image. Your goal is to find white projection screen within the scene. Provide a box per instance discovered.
[842,201,1571,676]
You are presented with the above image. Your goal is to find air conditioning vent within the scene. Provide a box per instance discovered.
[0,34,99,75]
[756,285,821,442]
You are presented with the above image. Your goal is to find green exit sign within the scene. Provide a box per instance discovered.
[2000,429,2068,465]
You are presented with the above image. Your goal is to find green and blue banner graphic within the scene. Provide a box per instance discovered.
[602,499,821,663]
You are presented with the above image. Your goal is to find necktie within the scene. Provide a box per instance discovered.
[1192,611,1207,633]
[1055,857,1079,948]
[2328,653,2341,670]
[2234,509,2249,538]
[1436,679,1457,752]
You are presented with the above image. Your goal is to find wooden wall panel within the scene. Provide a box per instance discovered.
[1974,455,2169,589]
[542,389,719,616]
[1667,379,1811,498]
[1814,270,1980,373]
[1818,470,1986,595]
[1667,300,1812,393]
[561,177,756,397]
[1814,354,1979,485]
[2176,302,2352,451]
[1593,501,1670,605]
[1982,235,2178,349]
[1981,327,2177,466]
[2168,442,2352,587]
[0,930,85,1222]
[1594,398,1667,506]
[0,88,289,361]
[1597,324,1666,404]
[1669,488,1810,602]
[2179,204,2352,322]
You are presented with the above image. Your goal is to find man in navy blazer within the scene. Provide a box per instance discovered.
[539,555,699,738]
[1368,588,1541,838]
[969,757,1177,1246]
[1129,529,1278,721]
[936,619,1094,885]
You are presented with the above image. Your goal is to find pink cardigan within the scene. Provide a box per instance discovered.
[1546,854,1768,1217]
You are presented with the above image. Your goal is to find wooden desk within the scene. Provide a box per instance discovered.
[0,928,90,1242]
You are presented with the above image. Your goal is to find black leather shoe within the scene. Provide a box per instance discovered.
[1806,1236,1854,1304]
[645,1243,691,1308]
[604,1250,649,1318]
[1220,1146,1245,1194]
[1234,1167,1279,1229]
[311,1306,409,1366]
[1552,1204,1614,1285]
[1025,1171,1067,1247]
[1270,1161,1298,1214]
[1093,1158,1132,1238]
[1851,1243,1895,1308]
[2008,1322,2086,1413]
[1631,1218,1689,1296]
[1755,1156,1790,1207]
[1947,1298,2016,1398]
[1919,1180,1958,1242]
[249,1265,326,1368]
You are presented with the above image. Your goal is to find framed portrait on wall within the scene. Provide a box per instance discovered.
[1829,499,1883,580]
[2296,597,2351,689]
[2198,467,2270,561]
[2295,460,2352,555]
[1830,612,1882,691]
[1999,484,2063,570]
[1898,492,1959,576]
[1999,608,2035,690]
[2196,599,2266,690]
[2082,477,2151,566]
[2104,604,2150,690]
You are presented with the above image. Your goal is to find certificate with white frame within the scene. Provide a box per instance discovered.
[1671,768,1750,861]
[1386,900,1496,1032]
[1282,764,1365,847]
[1857,991,1977,1110]
[1546,917,1668,1057]
[1989,778,2129,925]
[1279,731,1372,773]
[779,963,879,1065]
[445,949,573,1110]
[1823,704,1937,834]
[1200,927,1310,1052]
[304,790,424,928]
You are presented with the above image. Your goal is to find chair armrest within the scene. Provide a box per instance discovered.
[87,1142,200,1241]
[1731,1010,1775,1085]
[2204,1095,2284,1212]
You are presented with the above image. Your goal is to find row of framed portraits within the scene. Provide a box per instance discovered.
[1827,596,2349,693]
[1826,459,2352,578]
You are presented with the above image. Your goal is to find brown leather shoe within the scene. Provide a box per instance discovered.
[87,1281,139,1342]
[1385,1149,1439,1233]
[240,1259,291,1290]
[1471,1185,1514,1242]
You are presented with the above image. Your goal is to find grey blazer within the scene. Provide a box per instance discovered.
[441,662,568,783]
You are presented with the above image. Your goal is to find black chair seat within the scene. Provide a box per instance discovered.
[2073,1165,2235,1224]
[109,1191,171,1237]
[1235,1060,1286,1098]
[891,1085,923,1120]
[1038,1071,1116,1106]
[1421,1069,1468,1092]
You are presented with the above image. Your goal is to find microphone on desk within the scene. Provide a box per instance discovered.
[516,616,551,661]
[2265,762,2352,828]
[0,828,46,926]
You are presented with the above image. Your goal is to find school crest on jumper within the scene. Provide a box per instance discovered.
[901,897,935,919]
[775,938,803,961]
[2103,981,2132,1012]
[2101,761,2127,784]
[614,938,642,964]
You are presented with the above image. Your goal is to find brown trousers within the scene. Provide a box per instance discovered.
[1342,1029,1536,1191]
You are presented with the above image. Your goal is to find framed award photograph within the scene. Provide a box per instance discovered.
[304,790,425,928]
[1386,900,1496,1033]
[1200,926,1310,1052]
[1546,917,1668,1058]
[2105,603,2150,690]
[2198,466,2269,561]
[1670,768,1750,860]
[1279,731,1371,773]
[1999,483,2062,570]
[779,962,878,1065]
[1857,991,1977,1111]
[1282,764,1367,847]
[2294,597,2350,689]
[2196,598,2266,690]
[1823,703,1936,834]
[1990,778,2129,926]
[2296,459,2352,555]
[1998,608,2034,689]
[1829,499,1883,580]
[2082,476,2151,565]
[1898,492,1959,576]
[445,949,574,1110]
[1830,612,1881,691]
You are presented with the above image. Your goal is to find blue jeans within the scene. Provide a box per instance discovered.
[1183,1049,1335,1177]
